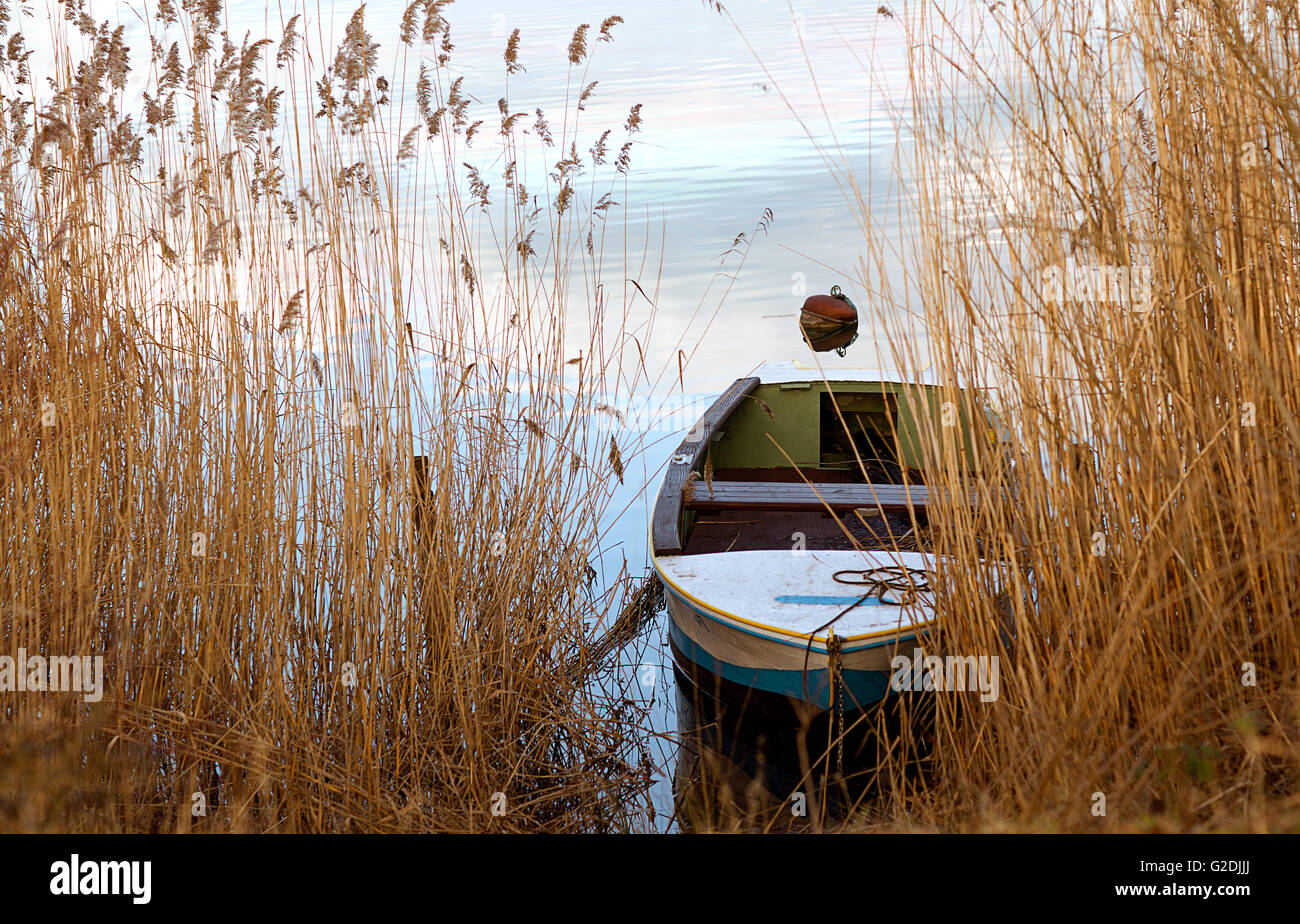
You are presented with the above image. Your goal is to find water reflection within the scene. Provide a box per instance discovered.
[801,320,858,354]
[670,657,939,832]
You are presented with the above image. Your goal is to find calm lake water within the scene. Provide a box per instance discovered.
[148,0,914,383]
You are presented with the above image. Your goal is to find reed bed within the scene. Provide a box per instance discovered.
[840,0,1300,832]
[0,0,663,832]
[667,0,1300,834]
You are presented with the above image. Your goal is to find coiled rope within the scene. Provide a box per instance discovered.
[831,565,934,607]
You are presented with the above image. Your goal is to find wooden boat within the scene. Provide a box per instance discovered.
[651,362,985,714]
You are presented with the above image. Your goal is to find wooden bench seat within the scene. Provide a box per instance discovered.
[684,480,960,513]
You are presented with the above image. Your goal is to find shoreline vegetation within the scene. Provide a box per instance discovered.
[2,0,1299,833]
[2,0,665,833]
[830,0,1300,833]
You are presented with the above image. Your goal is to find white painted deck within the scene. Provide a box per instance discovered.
[749,360,995,392]
[751,361,941,388]
[656,549,943,640]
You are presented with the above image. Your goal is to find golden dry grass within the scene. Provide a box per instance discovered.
[0,0,663,833]
[838,0,1300,833]
[669,0,1300,835]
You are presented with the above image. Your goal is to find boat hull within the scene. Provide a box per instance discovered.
[659,570,918,711]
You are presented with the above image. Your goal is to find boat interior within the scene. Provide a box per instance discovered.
[683,489,925,555]
[653,373,983,558]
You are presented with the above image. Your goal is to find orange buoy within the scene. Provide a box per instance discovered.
[798,285,859,356]
[799,285,858,332]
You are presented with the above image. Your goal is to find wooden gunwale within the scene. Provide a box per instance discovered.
[650,377,760,555]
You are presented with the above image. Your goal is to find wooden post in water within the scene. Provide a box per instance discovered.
[412,455,430,541]
[410,454,443,664]
[411,455,434,577]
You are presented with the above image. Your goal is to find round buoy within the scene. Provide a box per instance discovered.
[799,285,858,332]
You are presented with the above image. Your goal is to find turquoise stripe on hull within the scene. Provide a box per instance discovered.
[774,594,890,606]
[668,620,892,711]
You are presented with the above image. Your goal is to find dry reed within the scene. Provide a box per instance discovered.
[675,0,1300,834]
[0,0,663,833]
